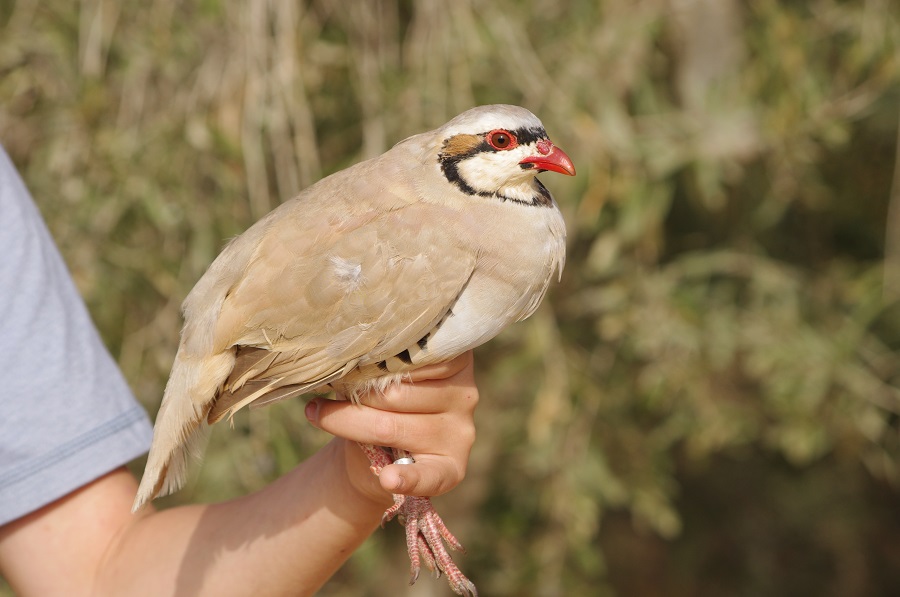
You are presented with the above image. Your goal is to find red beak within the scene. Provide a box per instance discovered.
[519,143,576,176]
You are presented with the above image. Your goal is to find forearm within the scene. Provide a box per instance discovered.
[0,439,389,597]
[0,354,476,596]
[97,439,388,597]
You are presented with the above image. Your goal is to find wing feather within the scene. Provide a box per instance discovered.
[134,155,477,509]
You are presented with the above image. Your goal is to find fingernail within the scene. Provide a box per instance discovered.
[392,472,406,493]
[305,399,320,424]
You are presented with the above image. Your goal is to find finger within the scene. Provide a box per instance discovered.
[403,350,473,383]
[355,375,479,414]
[306,398,465,452]
[356,352,477,414]
[378,454,466,497]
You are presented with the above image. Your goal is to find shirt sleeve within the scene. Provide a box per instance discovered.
[0,146,153,526]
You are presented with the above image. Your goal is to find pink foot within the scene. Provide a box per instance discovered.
[358,443,478,596]
[388,494,477,596]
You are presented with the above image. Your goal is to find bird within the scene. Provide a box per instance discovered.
[132,104,574,596]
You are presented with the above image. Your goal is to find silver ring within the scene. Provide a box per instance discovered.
[393,457,415,465]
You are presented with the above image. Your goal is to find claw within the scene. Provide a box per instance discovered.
[456,578,479,597]
[381,493,405,527]
[382,494,477,596]
[359,442,478,595]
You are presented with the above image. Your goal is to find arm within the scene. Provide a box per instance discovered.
[0,352,478,597]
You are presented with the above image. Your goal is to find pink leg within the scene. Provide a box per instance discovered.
[357,443,478,596]
[358,442,392,475]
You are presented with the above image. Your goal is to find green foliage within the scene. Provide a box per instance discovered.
[2,0,899,595]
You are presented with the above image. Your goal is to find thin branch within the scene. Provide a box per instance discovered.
[884,104,900,299]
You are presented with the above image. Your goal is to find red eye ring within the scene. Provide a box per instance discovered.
[487,129,518,151]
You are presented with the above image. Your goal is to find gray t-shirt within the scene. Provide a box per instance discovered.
[0,146,153,525]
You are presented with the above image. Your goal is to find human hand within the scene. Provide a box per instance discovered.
[304,351,479,507]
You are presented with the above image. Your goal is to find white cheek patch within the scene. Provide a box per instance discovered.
[456,146,533,195]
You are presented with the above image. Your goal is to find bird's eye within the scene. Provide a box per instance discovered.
[487,130,517,151]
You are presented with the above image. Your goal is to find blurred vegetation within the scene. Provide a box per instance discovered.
[2,0,900,595]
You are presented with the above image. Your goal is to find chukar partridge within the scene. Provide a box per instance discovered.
[133,104,574,596]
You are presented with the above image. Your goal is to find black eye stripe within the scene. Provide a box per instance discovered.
[481,126,546,148]
[438,126,548,165]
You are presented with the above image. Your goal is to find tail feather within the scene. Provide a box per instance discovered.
[132,347,235,512]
